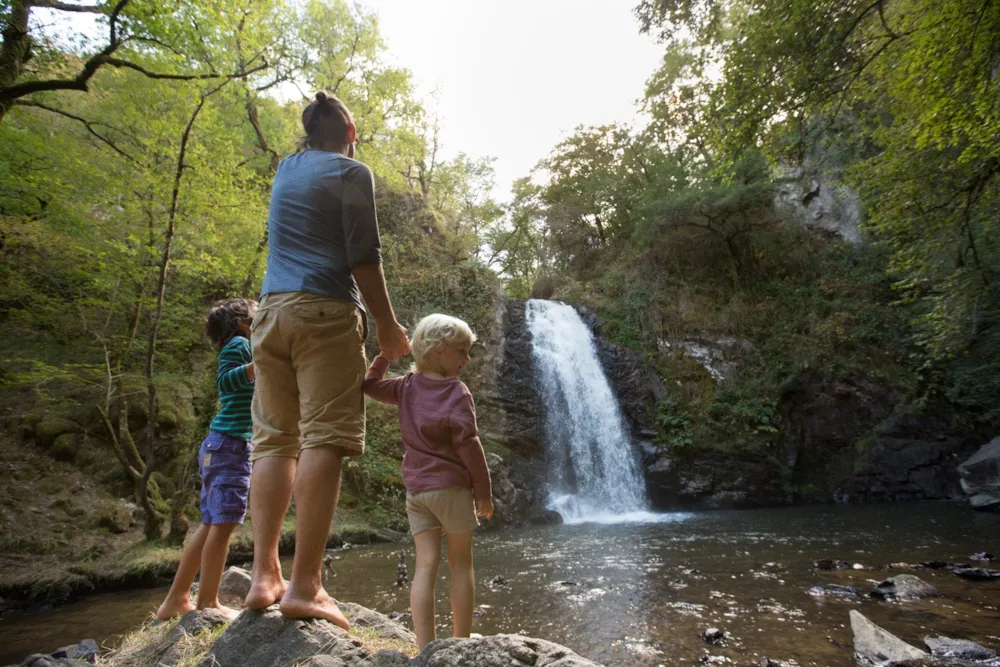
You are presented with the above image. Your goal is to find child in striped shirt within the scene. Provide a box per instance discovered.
[157,298,256,621]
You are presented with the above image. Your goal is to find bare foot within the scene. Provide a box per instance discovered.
[279,587,350,630]
[245,572,287,610]
[198,602,241,621]
[156,595,195,621]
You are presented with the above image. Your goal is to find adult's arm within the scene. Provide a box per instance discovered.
[342,164,409,359]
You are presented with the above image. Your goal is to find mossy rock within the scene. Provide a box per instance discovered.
[74,444,100,468]
[35,418,77,449]
[116,375,196,434]
[97,502,133,534]
[17,412,44,439]
[51,433,79,461]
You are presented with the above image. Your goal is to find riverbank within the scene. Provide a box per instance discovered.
[0,436,406,611]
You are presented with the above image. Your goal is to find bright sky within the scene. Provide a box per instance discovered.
[361,0,664,199]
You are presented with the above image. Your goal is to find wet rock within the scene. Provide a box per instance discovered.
[808,584,862,599]
[528,508,564,526]
[556,580,579,586]
[479,452,550,529]
[958,437,1000,511]
[815,559,851,570]
[18,639,99,667]
[489,575,508,586]
[703,628,726,645]
[477,301,543,461]
[18,655,90,667]
[218,566,252,599]
[409,634,602,666]
[850,610,931,666]
[924,636,997,663]
[953,567,1000,581]
[52,639,98,662]
[698,657,732,665]
[970,553,994,562]
[759,659,799,667]
[870,574,941,600]
[920,561,962,570]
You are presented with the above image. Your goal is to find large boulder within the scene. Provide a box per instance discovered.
[850,610,930,666]
[958,437,1000,511]
[482,452,550,528]
[198,605,413,667]
[410,634,602,667]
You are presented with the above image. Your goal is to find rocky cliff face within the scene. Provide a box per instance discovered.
[477,300,541,460]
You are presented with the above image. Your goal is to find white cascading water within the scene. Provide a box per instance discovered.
[526,299,651,524]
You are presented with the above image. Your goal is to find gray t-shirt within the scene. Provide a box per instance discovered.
[260,150,382,311]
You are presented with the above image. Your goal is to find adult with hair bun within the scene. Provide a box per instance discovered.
[245,91,410,629]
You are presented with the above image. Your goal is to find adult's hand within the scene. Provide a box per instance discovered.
[377,320,410,360]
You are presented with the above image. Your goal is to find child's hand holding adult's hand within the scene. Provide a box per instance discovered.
[476,498,494,520]
[378,320,410,360]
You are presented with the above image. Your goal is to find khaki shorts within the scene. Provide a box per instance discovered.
[406,486,479,536]
[250,292,367,460]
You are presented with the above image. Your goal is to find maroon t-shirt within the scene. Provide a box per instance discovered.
[362,357,492,502]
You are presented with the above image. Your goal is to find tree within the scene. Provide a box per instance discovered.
[0,0,289,123]
[637,0,1000,363]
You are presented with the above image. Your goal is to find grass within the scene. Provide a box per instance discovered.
[347,625,419,658]
[99,616,228,667]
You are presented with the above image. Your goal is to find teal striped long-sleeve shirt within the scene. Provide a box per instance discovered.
[209,335,254,441]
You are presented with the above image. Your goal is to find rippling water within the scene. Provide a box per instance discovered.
[2,503,998,666]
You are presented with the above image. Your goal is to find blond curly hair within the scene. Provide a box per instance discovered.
[411,313,477,370]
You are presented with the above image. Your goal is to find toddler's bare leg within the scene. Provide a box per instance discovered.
[411,528,442,649]
[446,531,475,639]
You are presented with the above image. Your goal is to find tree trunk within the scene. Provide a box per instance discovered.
[140,91,213,541]
[0,1,32,123]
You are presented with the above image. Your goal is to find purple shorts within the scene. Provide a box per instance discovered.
[199,431,252,525]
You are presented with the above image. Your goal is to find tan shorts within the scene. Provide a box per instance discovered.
[406,486,479,536]
[250,292,367,460]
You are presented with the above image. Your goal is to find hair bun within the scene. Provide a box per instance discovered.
[315,91,328,104]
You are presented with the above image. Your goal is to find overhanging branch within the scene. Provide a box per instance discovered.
[14,100,138,162]
[28,0,107,12]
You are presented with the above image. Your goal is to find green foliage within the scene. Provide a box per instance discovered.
[0,0,505,544]
[633,0,1000,424]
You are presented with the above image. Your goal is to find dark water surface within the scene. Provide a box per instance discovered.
[2,503,998,666]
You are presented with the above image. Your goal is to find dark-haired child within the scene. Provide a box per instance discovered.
[156,298,257,621]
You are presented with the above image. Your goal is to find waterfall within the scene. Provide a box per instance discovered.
[526,299,650,523]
